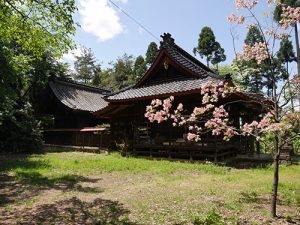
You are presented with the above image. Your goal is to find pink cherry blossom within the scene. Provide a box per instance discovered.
[177,103,184,111]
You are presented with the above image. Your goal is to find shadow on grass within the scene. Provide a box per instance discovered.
[0,154,103,207]
[0,172,103,207]
[0,197,138,225]
[0,154,50,173]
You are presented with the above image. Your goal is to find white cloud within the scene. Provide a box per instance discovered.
[62,48,82,62]
[78,0,125,41]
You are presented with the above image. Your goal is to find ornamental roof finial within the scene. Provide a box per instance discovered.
[160,33,175,49]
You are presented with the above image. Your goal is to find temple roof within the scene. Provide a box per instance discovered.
[107,77,222,101]
[106,33,223,102]
[135,33,220,87]
[49,78,111,112]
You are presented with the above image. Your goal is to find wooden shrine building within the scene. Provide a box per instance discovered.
[42,78,111,148]
[93,33,269,161]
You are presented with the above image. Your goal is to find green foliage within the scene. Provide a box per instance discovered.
[133,55,147,80]
[99,54,136,91]
[193,209,226,225]
[277,37,296,64]
[217,64,244,87]
[274,0,298,22]
[236,26,287,95]
[193,27,226,68]
[0,101,43,153]
[211,42,226,67]
[29,53,72,111]
[244,26,264,46]
[74,47,100,84]
[238,26,266,93]
[0,0,77,58]
[0,42,71,153]
[0,0,77,153]
[92,72,102,87]
[145,42,158,66]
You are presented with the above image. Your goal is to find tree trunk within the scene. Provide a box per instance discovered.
[286,63,295,111]
[294,25,300,103]
[270,66,280,218]
[271,141,280,218]
[295,24,300,76]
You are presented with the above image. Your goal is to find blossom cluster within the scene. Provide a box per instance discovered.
[145,81,240,142]
[235,0,258,9]
[279,5,300,30]
[145,97,174,123]
[241,111,300,141]
[145,79,300,143]
[237,42,269,64]
[227,13,245,24]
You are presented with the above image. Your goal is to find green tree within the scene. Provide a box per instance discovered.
[277,36,297,109]
[193,26,226,68]
[74,47,99,84]
[0,0,77,153]
[277,37,297,66]
[100,54,135,91]
[134,55,147,80]
[91,66,102,87]
[145,42,158,66]
[237,26,267,93]
[0,0,77,57]
[211,42,226,69]
[112,54,135,90]
[0,43,43,153]
[274,0,300,77]
[244,26,264,45]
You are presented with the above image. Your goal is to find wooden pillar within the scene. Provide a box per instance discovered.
[190,149,194,161]
[168,149,172,159]
[214,137,218,162]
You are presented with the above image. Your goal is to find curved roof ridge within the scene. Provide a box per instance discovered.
[52,77,112,94]
[49,78,109,112]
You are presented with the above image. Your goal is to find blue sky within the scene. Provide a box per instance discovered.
[62,0,298,74]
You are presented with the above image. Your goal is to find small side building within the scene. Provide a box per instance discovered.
[43,77,111,148]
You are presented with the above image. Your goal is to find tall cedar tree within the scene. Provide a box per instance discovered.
[274,0,300,78]
[211,42,226,69]
[74,47,98,84]
[239,26,288,95]
[193,26,226,68]
[145,42,158,66]
[277,36,297,109]
[134,55,147,80]
[240,26,266,93]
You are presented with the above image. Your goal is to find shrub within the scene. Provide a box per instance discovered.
[0,101,43,153]
[193,209,226,225]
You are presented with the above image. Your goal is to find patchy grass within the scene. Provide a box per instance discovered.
[0,152,299,225]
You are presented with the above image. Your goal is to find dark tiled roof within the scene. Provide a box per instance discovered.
[160,33,219,79]
[107,33,223,102]
[240,91,273,104]
[49,79,110,112]
[107,77,222,101]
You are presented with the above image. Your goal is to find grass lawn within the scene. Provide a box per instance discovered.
[0,152,299,225]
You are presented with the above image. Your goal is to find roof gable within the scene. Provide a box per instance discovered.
[135,33,220,88]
